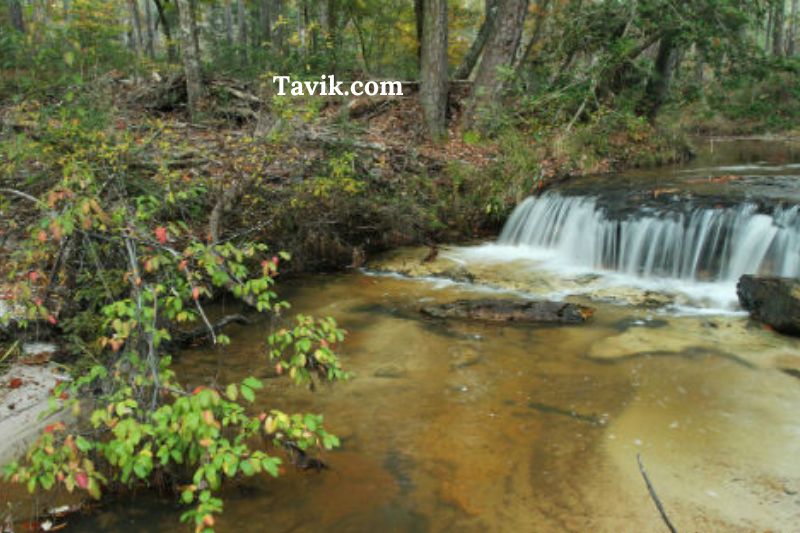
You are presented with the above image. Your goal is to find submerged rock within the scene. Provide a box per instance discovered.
[737,275,800,336]
[421,299,593,324]
[588,316,800,369]
[368,246,676,309]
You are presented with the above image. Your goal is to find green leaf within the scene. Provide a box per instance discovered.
[242,377,263,391]
[75,436,93,452]
[240,459,255,476]
[225,384,238,401]
[240,385,255,403]
[261,457,280,477]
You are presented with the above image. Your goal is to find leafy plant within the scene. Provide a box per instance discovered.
[1,104,347,532]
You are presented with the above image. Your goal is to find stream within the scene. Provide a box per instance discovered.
[7,139,800,532]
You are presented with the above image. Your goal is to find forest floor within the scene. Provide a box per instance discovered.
[48,73,693,272]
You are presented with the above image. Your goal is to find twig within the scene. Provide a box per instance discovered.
[0,340,20,364]
[637,453,678,533]
[0,188,49,209]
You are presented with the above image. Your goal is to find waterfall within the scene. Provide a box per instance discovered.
[498,193,800,282]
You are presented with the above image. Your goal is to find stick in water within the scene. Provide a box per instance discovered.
[637,453,678,533]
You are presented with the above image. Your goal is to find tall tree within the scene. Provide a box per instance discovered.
[414,0,424,64]
[259,0,272,44]
[454,0,498,80]
[640,32,681,120]
[224,0,235,46]
[153,0,178,62]
[297,0,307,57]
[176,0,203,118]
[272,0,285,52]
[766,3,774,52]
[128,0,145,57]
[237,0,248,62]
[8,0,25,33]
[464,0,529,127]
[143,0,156,58]
[773,0,786,55]
[514,0,551,71]
[790,0,799,55]
[420,0,449,140]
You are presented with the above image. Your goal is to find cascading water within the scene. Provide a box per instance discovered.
[498,192,800,282]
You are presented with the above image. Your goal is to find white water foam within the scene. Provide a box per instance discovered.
[455,192,800,313]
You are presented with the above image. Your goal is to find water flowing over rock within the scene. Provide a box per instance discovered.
[737,275,800,336]
[499,192,800,282]
[421,299,593,324]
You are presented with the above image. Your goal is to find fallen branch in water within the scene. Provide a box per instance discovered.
[171,314,251,346]
[637,453,678,533]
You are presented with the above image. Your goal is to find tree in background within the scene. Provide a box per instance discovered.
[463,0,529,128]
[176,0,203,117]
[420,0,449,140]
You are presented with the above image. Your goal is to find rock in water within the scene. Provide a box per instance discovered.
[421,299,593,324]
[737,276,800,336]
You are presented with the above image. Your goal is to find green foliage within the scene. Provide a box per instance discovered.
[1,0,131,97]
[0,96,347,532]
[706,58,800,132]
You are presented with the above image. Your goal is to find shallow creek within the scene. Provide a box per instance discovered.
[7,140,800,532]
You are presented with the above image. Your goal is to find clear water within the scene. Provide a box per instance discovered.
[4,139,800,532]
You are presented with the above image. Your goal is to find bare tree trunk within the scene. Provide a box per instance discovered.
[693,44,704,86]
[766,4,774,52]
[8,0,25,32]
[259,0,271,45]
[454,0,497,80]
[176,0,203,119]
[297,0,307,57]
[514,0,551,71]
[420,0,449,141]
[128,0,145,58]
[143,0,156,58]
[224,0,234,46]
[464,0,529,128]
[414,0,424,66]
[323,0,338,67]
[774,0,786,55]
[236,0,248,63]
[790,0,799,55]
[153,0,178,62]
[272,0,285,52]
[640,32,680,121]
[189,0,201,60]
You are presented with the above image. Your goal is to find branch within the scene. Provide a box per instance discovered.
[171,314,251,346]
[637,453,678,533]
[0,188,49,209]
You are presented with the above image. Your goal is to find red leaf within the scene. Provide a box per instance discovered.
[75,472,89,489]
[8,377,23,389]
[154,226,168,244]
